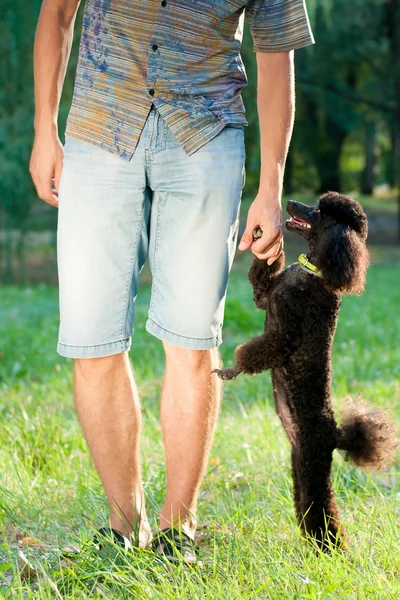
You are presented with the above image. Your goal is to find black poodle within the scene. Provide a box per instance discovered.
[214,192,397,551]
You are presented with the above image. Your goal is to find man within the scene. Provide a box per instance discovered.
[30,0,314,562]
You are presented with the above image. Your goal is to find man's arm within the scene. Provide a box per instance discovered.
[238,51,295,264]
[29,0,81,207]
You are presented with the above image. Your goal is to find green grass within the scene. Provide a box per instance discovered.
[0,247,399,599]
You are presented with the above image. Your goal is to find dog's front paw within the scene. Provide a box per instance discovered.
[212,367,241,380]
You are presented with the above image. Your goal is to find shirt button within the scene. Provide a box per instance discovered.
[161,0,167,6]
[152,44,158,51]
[149,89,155,96]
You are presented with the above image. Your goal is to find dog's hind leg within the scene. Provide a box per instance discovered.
[293,417,348,551]
[271,377,303,523]
[291,445,303,525]
[271,377,304,526]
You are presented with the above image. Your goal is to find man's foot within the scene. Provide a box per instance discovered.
[92,527,133,552]
[152,528,197,565]
[62,526,144,560]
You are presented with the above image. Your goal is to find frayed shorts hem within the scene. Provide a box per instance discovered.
[146,318,222,350]
[57,338,132,359]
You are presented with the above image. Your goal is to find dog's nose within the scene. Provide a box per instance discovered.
[286,199,296,213]
[286,199,300,214]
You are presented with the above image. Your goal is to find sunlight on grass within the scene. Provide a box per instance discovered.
[0,249,399,598]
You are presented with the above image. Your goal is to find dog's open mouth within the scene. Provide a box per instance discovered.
[287,216,311,230]
[285,201,314,237]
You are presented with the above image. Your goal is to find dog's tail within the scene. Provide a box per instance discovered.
[335,399,398,471]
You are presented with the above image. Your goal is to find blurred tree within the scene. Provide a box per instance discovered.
[1,0,399,282]
[0,1,38,281]
[0,1,83,281]
[361,122,377,195]
[241,20,260,199]
[293,0,394,194]
[384,0,400,238]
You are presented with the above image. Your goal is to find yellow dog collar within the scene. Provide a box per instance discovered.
[298,254,322,277]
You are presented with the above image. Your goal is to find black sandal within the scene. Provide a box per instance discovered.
[92,527,133,552]
[61,527,132,560]
[152,528,197,564]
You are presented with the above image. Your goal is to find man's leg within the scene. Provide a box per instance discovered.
[145,119,246,543]
[56,121,154,544]
[159,344,221,537]
[73,351,152,546]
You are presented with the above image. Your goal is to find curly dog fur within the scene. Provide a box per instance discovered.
[214,192,398,551]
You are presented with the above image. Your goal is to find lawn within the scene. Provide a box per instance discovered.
[0,243,399,599]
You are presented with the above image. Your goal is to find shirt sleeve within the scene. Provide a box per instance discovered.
[245,0,315,53]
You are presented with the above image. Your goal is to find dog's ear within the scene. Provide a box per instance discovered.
[318,223,369,295]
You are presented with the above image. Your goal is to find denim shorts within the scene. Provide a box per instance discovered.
[56,105,246,358]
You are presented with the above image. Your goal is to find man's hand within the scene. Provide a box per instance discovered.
[29,132,64,207]
[30,0,80,208]
[238,194,283,265]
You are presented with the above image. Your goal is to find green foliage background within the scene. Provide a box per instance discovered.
[0,0,399,282]
[0,249,399,597]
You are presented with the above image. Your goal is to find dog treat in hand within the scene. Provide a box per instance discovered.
[252,225,263,241]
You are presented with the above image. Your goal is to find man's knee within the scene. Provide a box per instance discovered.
[74,351,128,381]
[162,342,219,371]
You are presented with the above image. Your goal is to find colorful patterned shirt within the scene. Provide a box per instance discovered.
[66,0,314,161]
